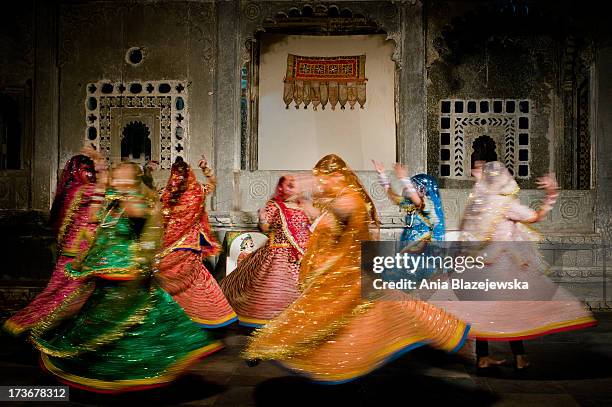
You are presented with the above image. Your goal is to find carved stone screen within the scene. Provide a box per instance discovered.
[439,99,531,179]
[257,34,395,170]
[84,80,189,169]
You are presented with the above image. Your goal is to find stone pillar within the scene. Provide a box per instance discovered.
[398,1,427,173]
[594,47,612,241]
[31,0,59,211]
[594,46,612,304]
[213,0,241,213]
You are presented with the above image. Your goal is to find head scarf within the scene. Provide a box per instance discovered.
[273,175,294,202]
[50,154,95,232]
[410,173,446,240]
[160,160,203,244]
[312,154,380,225]
[460,161,520,241]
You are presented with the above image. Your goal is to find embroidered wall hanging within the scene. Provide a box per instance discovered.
[283,54,367,110]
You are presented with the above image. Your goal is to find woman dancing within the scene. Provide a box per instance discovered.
[156,156,236,328]
[3,152,101,336]
[221,175,312,327]
[244,154,469,383]
[434,161,596,369]
[31,162,222,393]
[373,160,445,244]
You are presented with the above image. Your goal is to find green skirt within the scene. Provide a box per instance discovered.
[31,278,222,392]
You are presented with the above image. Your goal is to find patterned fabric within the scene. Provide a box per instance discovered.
[3,183,97,337]
[399,174,446,246]
[49,155,95,234]
[221,200,311,327]
[157,165,235,328]
[31,190,220,393]
[159,166,220,257]
[431,162,596,341]
[283,54,367,110]
[244,155,469,383]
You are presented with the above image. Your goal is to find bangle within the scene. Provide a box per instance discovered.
[400,177,417,194]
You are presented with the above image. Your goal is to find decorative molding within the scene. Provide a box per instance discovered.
[232,1,417,174]
[238,1,402,68]
[223,170,595,234]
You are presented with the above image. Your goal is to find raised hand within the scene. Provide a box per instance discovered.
[198,155,208,170]
[536,173,559,193]
[393,163,408,179]
[144,160,159,171]
[81,144,102,161]
[371,160,386,174]
[81,144,107,172]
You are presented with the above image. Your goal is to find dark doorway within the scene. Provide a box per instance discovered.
[471,135,498,169]
[121,121,151,163]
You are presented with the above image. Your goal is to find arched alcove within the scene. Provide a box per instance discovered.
[235,2,409,171]
[471,135,498,169]
[121,121,152,164]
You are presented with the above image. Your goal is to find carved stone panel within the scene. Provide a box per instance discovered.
[439,99,531,179]
[85,81,189,168]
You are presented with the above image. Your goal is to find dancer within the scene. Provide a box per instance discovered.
[3,152,101,336]
[156,156,237,328]
[373,160,445,244]
[31,162,222,393]
[433,161,596,369]
[244,155,469,383]
[221,175,312,327]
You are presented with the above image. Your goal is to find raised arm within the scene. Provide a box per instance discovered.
[81,145,108,222]
[198,155,216,195]
[393,163,423,208]
[372,160,403,204]
[529,173,559,223]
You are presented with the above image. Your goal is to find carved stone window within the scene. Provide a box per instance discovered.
[439,98,531,179]
[85,80,188,168]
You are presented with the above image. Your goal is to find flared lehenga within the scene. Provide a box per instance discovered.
[429,231,596,341]
[430,163,595,341]
[221,199,311,327]
[3,184,97,336]
[31,191,222,393]
[244,185,469,383]
[157,166,236,328]
[34,279,223,392]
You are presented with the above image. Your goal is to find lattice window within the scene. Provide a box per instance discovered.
[84,81,188,169]
[439,99,531,179]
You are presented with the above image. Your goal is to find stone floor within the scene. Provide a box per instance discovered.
[0,312,611,406]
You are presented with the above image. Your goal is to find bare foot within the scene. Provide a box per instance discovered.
[515,354,530,370]
[477,356,507,368]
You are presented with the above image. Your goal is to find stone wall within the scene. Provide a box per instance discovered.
[57,1,216,178]
[0,1,609,310]
[0,1,34,209]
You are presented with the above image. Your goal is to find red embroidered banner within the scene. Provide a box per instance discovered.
[283,54,367,110]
